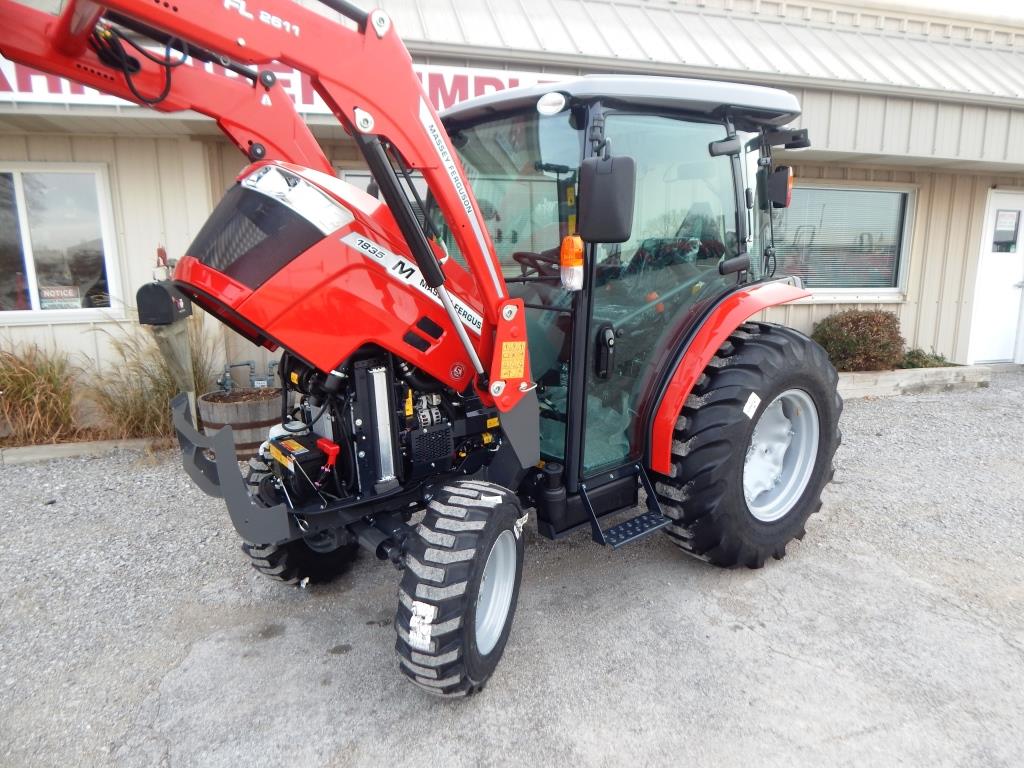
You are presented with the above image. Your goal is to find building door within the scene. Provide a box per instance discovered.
[970,191,1024,363]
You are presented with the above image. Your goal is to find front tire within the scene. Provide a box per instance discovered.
[395,480,525,697]
[241,458,358,585]
[654,322,842,568]
[242,538,359,585]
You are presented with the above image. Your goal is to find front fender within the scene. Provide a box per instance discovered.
[646,280,810,476]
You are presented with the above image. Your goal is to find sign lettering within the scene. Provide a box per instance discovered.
[0,56,561,113]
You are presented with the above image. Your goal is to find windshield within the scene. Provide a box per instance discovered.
[433,109,584,274]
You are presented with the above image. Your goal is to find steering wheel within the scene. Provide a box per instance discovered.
[513,248,560,278]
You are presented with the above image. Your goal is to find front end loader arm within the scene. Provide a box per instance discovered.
[84,0,521,407]
[0,0,528,412]
[0,0,333,174]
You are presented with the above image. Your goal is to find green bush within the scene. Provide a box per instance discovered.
[0,344,81,446]
[812,310,905,372]
[901,348,950,369]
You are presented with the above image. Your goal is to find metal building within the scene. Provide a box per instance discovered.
[1,0,1023,372]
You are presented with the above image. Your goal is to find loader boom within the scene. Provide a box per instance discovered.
[0,0,527,410]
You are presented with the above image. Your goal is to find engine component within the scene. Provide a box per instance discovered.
[414,393,444,427]
[281,356,324,395]
[410,423,455,472]
[267,433,331,504]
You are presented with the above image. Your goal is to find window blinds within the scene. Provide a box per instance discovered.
[772,187,908,289]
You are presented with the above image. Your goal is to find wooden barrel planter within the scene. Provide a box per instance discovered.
[197,388,281,460]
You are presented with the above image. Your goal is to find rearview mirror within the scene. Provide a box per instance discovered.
[708,136,742,157]
[577,154,635,243]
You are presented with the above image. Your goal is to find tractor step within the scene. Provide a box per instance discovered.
[579,464,671,550]
[599,510,671,549]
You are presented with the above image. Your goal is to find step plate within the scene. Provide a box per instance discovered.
[602,511,672,549]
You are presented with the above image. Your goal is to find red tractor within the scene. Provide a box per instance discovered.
[2,0,841,696]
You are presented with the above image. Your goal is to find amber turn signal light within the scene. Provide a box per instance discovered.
[560,235,584,267]
[560,235,584,291]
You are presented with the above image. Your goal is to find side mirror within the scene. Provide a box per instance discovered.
[577,154,635,243]
[765,165,794,208]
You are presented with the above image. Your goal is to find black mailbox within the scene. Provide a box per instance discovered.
[136,281,192,326]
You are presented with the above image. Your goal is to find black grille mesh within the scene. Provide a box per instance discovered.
[198,213,268,273]
[187,184,324,289]
[411,424,454,464]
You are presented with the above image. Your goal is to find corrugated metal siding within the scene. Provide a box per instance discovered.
[785,87,1024,167]
[759,162,1024,363]
[0,134,216,372]
[383,0,1024,105]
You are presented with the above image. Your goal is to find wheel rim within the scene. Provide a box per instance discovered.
[743,388,820,523]
[474,529,517,656]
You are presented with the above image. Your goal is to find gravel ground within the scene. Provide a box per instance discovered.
[1,370,1023,768]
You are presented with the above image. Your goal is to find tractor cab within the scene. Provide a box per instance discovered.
[438,76,808,522]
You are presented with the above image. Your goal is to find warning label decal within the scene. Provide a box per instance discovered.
[499,341,526,380]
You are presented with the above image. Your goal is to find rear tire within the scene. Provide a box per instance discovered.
[654,322,842,568]
[242,539,359,585]
[395,480,525,697]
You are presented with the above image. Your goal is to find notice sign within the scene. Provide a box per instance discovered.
[39,285,80,310]
[993,209,1020,249]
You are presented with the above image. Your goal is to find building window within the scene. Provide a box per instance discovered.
[771,186,910,290]
[0,167,118,315]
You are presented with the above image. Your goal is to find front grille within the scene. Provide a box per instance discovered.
[187,184,323,289]
[198,213,268,273]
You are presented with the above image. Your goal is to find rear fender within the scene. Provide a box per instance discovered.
[646,280,810,476]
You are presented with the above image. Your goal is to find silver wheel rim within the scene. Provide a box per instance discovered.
[474,529,517,657]
[743,388,820,523]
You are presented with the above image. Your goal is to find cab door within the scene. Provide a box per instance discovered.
[580,112,744,474]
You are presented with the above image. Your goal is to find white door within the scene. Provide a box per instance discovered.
[970,191,1024,363]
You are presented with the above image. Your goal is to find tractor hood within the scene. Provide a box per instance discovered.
[172,161,486,391]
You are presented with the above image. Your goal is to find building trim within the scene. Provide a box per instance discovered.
[405,42,1024,111]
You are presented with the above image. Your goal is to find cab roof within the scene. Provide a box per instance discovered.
[441,74,800,130]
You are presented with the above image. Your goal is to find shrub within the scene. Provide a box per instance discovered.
[901,348,950,369]
[0,344,81,446]
[87,314,218,440]
[812,310,905,372]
